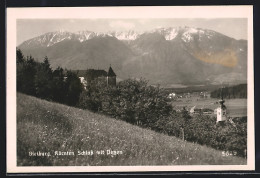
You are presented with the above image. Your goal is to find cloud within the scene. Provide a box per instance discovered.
[109,20,135,29]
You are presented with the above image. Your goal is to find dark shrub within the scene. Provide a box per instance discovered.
[78,78,172,126]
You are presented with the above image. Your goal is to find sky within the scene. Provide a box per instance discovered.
[17,18,247,45]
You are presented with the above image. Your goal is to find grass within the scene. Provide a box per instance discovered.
[17,93,246,166]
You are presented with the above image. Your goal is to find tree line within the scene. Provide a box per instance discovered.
[211,84,247,99]
[17,49,247,157]
[17,49,83,106]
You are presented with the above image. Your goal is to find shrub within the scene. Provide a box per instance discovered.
[163,114,247,157]
[78,78,172,127]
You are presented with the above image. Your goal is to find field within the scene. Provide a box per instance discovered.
[171,97,247,117]
[17,93,246,166]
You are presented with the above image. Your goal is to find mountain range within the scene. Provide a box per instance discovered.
[18,26,247,86]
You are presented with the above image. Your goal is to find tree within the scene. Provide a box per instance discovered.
[64,71,83,106]
[78,79,105,112]
[17,52,37,95]
[16,48,25,64]
[51,67,66,103]
[17,49,25,93]
[210,84,247,99]
[34,56,53,99]
[16,49,86,107]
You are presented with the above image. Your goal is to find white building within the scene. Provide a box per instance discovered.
[167,93,176,99]
[190,106,196,114]
[79,77,87,89]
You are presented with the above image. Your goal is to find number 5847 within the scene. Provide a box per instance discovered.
[222,151,237,156]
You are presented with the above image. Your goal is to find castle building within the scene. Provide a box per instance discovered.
[71,65,117,87]
[85,69,107,85]
[107,65,116,86]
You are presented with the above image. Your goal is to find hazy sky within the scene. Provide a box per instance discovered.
[17,18,247,45]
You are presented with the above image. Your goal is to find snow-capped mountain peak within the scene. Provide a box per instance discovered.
[19,26,225,48]
[76,31,96,42]
[108,30,140,41]
[151,26,213,42]
[180,27,217,43]
[20,31,75,48]
[46,31,74,47]
[152,27,179,40]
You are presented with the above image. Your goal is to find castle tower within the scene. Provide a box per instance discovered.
[107,65,116,86]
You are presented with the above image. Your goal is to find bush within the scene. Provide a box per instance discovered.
[78,78,172,127]
[158,113,247,157]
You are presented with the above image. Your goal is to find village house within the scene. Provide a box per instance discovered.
[167,92,176,99]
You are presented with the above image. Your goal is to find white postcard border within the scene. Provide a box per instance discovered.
[6,6,254,173]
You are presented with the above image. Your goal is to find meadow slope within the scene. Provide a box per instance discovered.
[17,93,246,166]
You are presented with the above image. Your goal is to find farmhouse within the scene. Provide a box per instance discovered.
[199,91,210,98]
[167,92,176,99]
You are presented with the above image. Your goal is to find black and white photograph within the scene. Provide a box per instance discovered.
[6,6,254,172]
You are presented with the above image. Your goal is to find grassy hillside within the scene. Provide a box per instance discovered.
[17,93,246,166]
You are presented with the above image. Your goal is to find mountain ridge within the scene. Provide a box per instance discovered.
[20,26,243,48]
[18,26,247,85]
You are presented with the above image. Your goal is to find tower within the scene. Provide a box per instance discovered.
[107,65,116,86]
[215,87,227,123]
[216,99,227,123]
